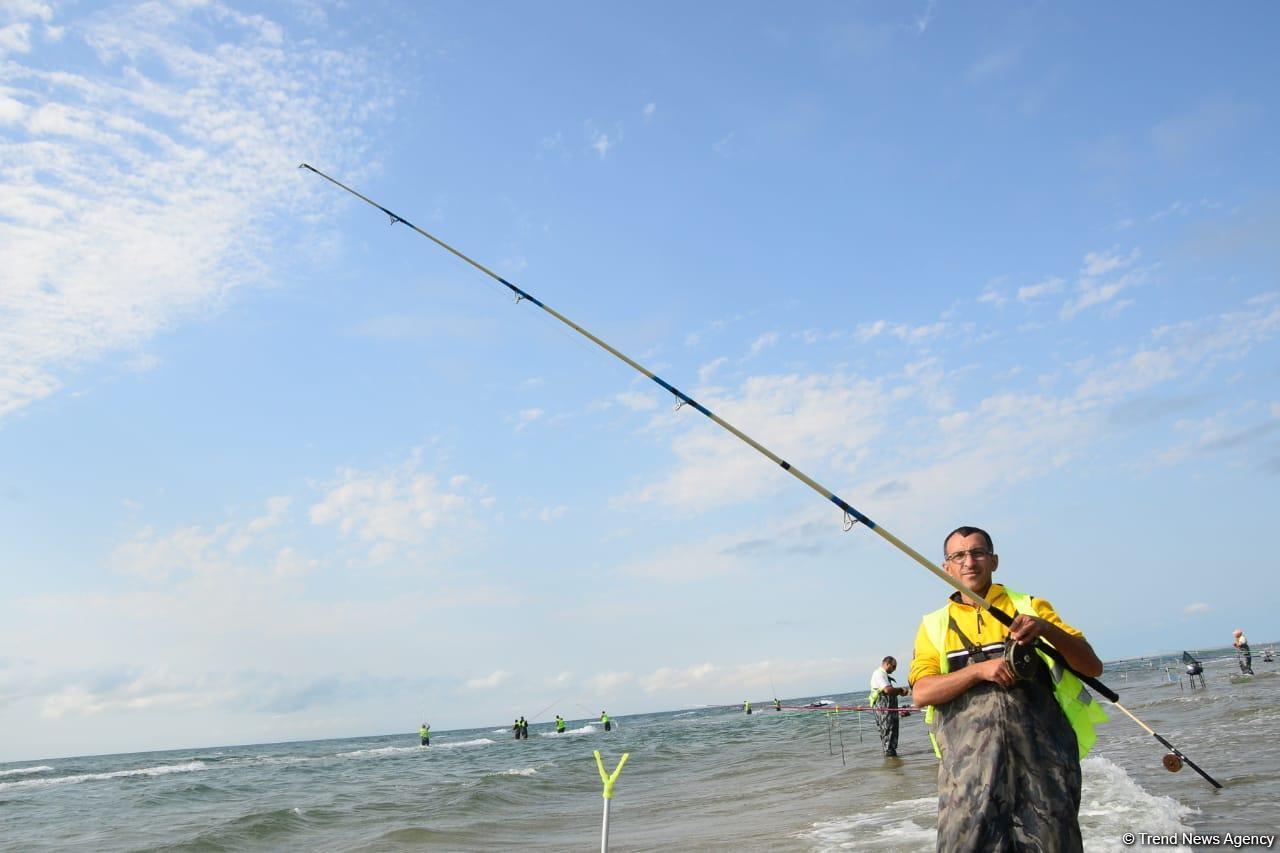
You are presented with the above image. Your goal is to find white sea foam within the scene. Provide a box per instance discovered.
[0,765,53,778]
[435,738,495,749]
[1079,755,1196,851]
[499,768,537,776]
[335,746,420,759]
[0,761,207,791]
[538,723,596,737]
[803,795,936,850]
[802,756,1196,852]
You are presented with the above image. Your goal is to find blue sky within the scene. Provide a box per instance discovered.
[1,0,1277,761]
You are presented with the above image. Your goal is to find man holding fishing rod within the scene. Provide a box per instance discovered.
[910,526,1105,853]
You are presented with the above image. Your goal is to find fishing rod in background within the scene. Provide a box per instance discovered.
[300,163,1222,789]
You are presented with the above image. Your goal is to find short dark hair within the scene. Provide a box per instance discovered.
[944,525,994,555]
[882,656,897,666]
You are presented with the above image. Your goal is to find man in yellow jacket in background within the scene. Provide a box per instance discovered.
[910,525,1105,853]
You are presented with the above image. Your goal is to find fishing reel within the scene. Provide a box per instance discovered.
[1003,638,1041,681]
[1162,753,1183,773]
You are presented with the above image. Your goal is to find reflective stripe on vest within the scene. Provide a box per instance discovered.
[920,588,1106,760]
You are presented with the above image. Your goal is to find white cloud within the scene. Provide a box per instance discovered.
[642,102,655,121]
[584,120,620,159]
[1062,248,1146,319]
[1184,602,1210,615]
[42,669,233,719]
[464,670,509,690]
[698,356,729,384]
[112,525,226,581]
[638,657,850,695]
[1017,277,1064,302]
[978,287,1007,307]
[514,408,544,430]
[855,319,947,343]
[247,496,292,534]
[0,1,390,422]
[615,391,658,412]
[308,454,480,560]
[712,131,734,156]
[641,662,716,693]
[587,671,634,693]
[625,371,888,511]
[272,547,317,579]
[0,22,31,55]
[748,331,779,357]
[913,0,937,34]
[114,492,309,579]
[535,505,566,523]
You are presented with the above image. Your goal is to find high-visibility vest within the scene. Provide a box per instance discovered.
[867,668,896,705]
[919,588,1107,760]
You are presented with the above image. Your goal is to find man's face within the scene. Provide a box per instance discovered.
[884,660,896,674]
[943,531,998,595]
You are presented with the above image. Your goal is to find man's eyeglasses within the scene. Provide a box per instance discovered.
[945,548,993,565]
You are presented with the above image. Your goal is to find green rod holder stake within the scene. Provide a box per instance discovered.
[594,749,630,853]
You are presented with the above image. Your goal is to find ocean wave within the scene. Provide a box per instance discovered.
[803,755,1196,852]
[0,761,207,791]
[1079,755,1195,851]
[802,795,936,850]
[539,724,596,737]
[496,768,537,776]
[0,765,53,778]
[335,746,421,759]
[435,738,495,749]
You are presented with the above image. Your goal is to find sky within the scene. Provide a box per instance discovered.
[1,0,1277,762]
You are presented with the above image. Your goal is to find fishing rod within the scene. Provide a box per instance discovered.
[300,163,1222,789]
[529,696,562,723]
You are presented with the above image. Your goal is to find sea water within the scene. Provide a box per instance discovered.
[1,650,1275,851]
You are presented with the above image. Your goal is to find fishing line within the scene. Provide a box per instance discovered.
[300,163,1222,789]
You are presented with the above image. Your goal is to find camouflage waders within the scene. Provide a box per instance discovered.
[934,677,1082,853]
[874,691,899,756]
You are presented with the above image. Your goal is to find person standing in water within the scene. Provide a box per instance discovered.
[1234,630,1253,674]
[774,698,782,712]
[419,722,430,746]
[600,711,611,732]
[869,656,909,757]
[513,718,522,739]
[555,715,566,734]
[743,700,752,715]
[519,717,528,739]
[910,525,1106,853]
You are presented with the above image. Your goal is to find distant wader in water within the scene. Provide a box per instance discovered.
[419,723,430,746]
[1235,630,1253,675]
[601,711,611,732]
[868,657,905,758]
